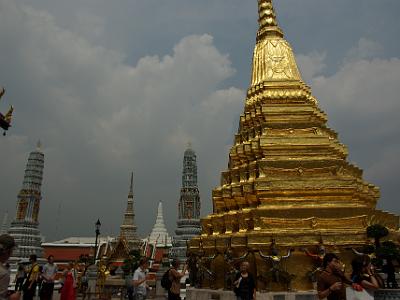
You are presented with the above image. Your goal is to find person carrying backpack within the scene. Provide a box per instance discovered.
[167,259,187,300]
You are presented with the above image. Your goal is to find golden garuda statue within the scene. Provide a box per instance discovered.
[0,87,14,135]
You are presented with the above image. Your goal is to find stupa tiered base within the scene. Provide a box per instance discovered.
[186,288,318,300]
[189,209,398,291]
[188,0,399,292]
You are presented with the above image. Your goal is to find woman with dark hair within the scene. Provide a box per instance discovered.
[351,255,381,295]
[168,259,187,300]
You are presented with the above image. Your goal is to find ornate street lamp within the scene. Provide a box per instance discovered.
[94,219,101,263]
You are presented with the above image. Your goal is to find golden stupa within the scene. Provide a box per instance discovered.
[188,0,399,292]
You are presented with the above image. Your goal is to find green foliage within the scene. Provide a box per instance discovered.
[129,249,141,258]
[376,241,400,260]
[367,224,389,239]
[121,250,142,274]
[366,224,389,247]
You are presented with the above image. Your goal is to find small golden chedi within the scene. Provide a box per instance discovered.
[188,0,399,292]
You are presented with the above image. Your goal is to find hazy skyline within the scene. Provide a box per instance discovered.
[1,0,399,241]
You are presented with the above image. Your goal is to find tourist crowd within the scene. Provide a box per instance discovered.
[0,234,78,300]
[1,233,398,300]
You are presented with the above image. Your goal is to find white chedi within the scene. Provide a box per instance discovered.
[147,201,172,246]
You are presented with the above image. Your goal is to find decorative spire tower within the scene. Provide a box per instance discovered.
[148,201,171,246]
[0,211,9,235]
[119,172,141,249]
[8,141,45,259]
[189,0,399,291]
[170,145,201,261]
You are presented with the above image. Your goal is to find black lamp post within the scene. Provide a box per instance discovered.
[94,219,101,264]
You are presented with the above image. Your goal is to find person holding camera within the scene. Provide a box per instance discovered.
[167,259,187,300]
[317,253,360,300]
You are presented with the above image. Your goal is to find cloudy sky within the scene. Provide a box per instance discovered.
[1,0,399,242]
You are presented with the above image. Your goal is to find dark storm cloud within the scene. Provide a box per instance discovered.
[0,0,399,241]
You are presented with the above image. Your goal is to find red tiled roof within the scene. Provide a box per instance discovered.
[43,246,93,262]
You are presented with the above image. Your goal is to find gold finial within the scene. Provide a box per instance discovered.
[257,0,283,39]
[4,106,13,123]
[187,141,192,149]
[0,87,14,135]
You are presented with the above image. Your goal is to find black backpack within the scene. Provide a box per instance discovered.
[161,268,172,290]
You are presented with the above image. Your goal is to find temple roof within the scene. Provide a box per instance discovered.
[43,236,113,246]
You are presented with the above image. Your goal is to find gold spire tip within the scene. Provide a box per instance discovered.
[257,0,283,38]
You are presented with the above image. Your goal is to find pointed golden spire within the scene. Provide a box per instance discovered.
[250,0,302,87]
[257,0,283,40]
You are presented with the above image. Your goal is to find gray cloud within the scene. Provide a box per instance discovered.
[0,0,399,242]
[310,51,400,214]
[0,0,244,239]
[344,38,384,64]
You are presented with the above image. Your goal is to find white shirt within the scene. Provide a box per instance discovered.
[133,267,147,296]
[42,263,57,282]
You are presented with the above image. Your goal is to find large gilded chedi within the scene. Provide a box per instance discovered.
[189,0,399,292]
